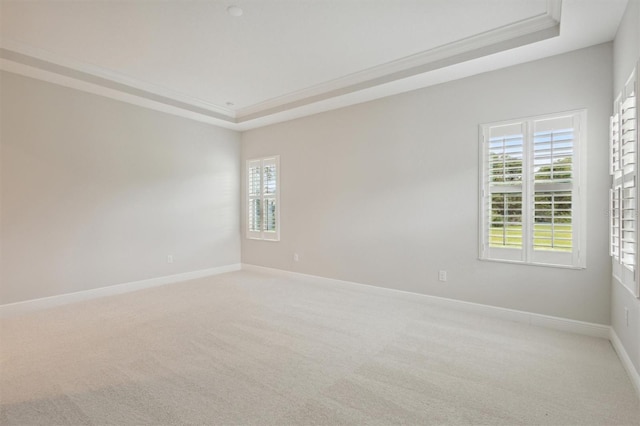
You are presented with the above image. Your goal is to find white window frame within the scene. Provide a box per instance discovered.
[611,64,640,299]
[246,156,280,241]
[479,110,586,269]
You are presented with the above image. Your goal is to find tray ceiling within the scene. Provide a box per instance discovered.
[0,0,628,130]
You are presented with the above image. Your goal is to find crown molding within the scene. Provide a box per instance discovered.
[236,0,562,122]
[0,57,239,130]
[0,40,237,123]
[0,0,562,130]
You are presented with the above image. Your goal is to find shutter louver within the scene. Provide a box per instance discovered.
[247,160,262,236]
[487,128,524,250]
[262,158,278,235]
[611,187,621,259]
[482,123,525,262]
[532,121,574,254]
[610,66,639,298]
[620,91,636,271]
[480,111,584,268]
[621,182,636,268]
[533,191,572,252]
[621,96,636,177]
[246,156,280,241]
[611,114,620,175]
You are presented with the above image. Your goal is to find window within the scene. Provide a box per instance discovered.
[246,156,280,241]
[479,111,586,268]
[610,66,639,298]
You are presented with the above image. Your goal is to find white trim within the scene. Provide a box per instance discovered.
[0,264,241,318]
[243,264,640,394]
[610,328,640,400]
[241,263,609,339]
[479,109,586,269]
[0,40,235,119]
[478,257,585,270]
[0,59,238,131]
[236,2,561,121]
[611,64,639,298]
[0,1,561,129]
[614,273,640,300]
[245,156,281,241]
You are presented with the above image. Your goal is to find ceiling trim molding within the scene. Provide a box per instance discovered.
[0,58,238,130]
[0,40,237,121]
[236,0,562,122]
[0,0,562,130]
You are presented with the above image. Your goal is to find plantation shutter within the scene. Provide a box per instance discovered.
[481,122,526,262]
[480,111,585,268]
[620,92,637,269]
[261,157,279,241]
[610,187,621,259]
[246,156,280,241]
[530,115,579,267]
[611,112,621,176]
[247,159,262,239]
[611,67,638,297]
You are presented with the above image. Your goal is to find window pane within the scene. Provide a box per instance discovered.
[264,198,276,232]
[263,165,277,195]
[488,134,523,184]
[249,198,261,232]
[533,128,573,183]
[249,166,261,197]
[533,191,572,252]
[489,192,522,248]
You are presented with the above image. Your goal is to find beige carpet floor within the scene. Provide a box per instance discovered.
[1,270,639,425]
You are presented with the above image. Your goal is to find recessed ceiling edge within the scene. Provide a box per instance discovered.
[236,0,562,122]
[0,0,562,130]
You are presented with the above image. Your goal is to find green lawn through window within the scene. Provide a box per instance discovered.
[489,224,572,252]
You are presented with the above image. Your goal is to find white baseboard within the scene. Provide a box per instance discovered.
[242,263,610,339]
[610,328,640,399]
[242,264,640,398]
[0,263,241,318]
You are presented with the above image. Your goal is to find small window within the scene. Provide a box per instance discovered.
[246,156,280,241]
[479,110,586,268]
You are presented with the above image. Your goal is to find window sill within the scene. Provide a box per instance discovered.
[478,257,586,270]
[246,236,280,242]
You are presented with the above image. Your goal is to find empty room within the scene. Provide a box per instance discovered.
[1,0,640,424]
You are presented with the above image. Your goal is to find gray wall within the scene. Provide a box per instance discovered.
[0,71,241,304]
[612,0,640,375]
[242,43,613,325]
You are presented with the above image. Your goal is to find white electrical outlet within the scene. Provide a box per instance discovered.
[167,255,174,264]
[293,253,299,262]
[438,270,447,282]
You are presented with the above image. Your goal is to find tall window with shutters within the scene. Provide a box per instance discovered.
[479,111,586,268]
[610,66,639,298]
[246,156,280,241]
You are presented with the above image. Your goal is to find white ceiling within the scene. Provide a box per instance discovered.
[0,0,629,130]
